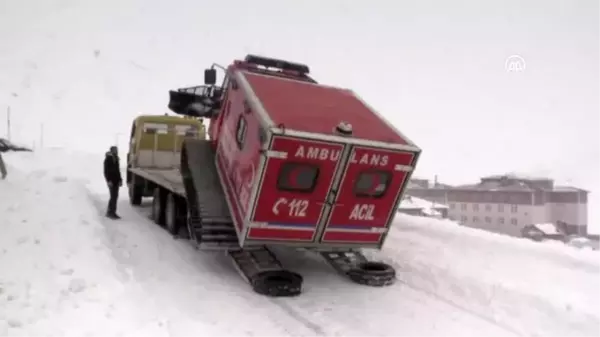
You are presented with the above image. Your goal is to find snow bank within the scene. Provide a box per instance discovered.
[0,152,219,336]
[381,214,600,336]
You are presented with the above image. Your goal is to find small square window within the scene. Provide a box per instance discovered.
[277,163,319,193]
[354,170,391,198]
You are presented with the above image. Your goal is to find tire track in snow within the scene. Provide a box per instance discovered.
[82,185,521,337]
[84,188,328,336]
[383,222,599,336]
[363,244,521,335]
[395,277,521,336]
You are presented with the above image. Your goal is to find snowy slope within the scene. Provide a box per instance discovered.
[0,0,598,335]
[3,149,599,336]
[384,216,599,336]
[1,150,512,336]
[0,151,221,336]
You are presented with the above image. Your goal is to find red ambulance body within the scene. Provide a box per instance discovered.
[208,57,420,250]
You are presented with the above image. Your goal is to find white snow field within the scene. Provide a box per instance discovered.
[1,149,599,336]
[0,151,223,336]
[1,0,598,335]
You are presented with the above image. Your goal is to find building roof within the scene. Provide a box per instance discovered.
[398,196,448,218]
[399,196,449,210]
[532,223,562,235]
[408,174,588,193]
[553,186,588,192]
[482,172,550,181]
[454,182,535,191]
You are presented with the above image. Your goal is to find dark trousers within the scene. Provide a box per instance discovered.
[107,183,120,215]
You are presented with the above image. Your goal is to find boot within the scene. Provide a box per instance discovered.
[106,211,120,219]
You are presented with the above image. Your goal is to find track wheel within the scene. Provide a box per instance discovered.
[151,187,166,226]
[165,193,183,236]
[347,261,396,287]
[128,174,143,206]
[251,271,303,297]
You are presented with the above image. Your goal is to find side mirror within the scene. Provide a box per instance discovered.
[204,68,217,85]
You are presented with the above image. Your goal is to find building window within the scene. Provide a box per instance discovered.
[485,204,492,212]
[461,215,467,222]
[510,218,517,225]
[510,205,518,213]
[450,203,455,209]
[499,217,505,224]
[473,216,479,223]
[485,216,491,223]
[461,203,467,210]
[473,204,479,211]
[498,204,504,212]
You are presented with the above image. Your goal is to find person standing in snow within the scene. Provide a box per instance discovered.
[104,146,122,219]
[0,152,6,179]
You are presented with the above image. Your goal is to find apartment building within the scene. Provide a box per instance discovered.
[406,174,588,237]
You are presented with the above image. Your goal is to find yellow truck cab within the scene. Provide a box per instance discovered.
[126,114,206,204]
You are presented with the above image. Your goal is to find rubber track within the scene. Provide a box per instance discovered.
[180,139,238,248]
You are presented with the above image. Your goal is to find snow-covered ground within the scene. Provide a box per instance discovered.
[0,151,224,336]
[0,0,598,334]
[2,149,598,336]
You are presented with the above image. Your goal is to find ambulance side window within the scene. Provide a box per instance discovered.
[235,116,247,149]
[277,163,319,193]
[354,170,392,198]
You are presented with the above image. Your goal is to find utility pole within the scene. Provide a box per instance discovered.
[40,123,44,148]
[6,106,11,140]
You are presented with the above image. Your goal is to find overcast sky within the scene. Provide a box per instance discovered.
[0,0,598,228]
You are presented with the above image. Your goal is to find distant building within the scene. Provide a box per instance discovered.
[406,174,588,237]
[398,195,449,219]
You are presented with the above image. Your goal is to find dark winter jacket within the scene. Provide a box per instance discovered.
[0,152,6,178]
[104,152,122,184]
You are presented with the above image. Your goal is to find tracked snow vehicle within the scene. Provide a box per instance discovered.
[127,54,421,296]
